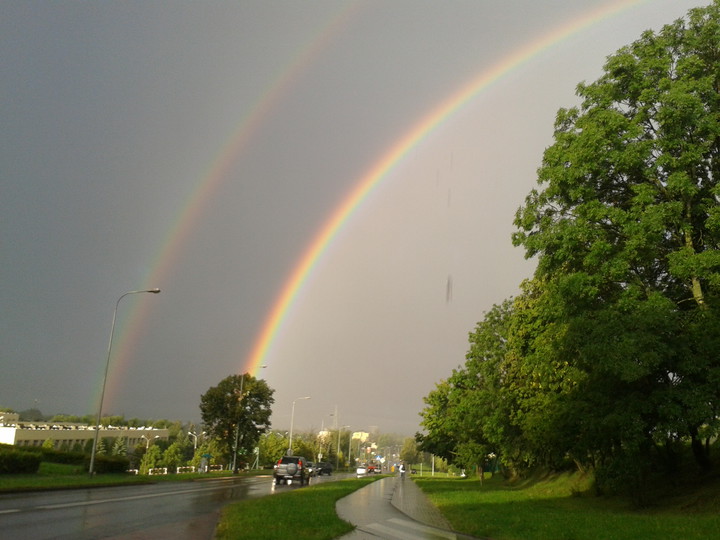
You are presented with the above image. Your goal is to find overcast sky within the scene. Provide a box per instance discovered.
[1,1,704,436]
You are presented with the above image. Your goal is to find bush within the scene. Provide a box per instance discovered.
[85,454,130,474]
[39,447,86,466]
[0,448,42,474]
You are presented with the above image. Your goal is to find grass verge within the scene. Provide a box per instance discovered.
[415,472,720,540]
[215,476,379,540]
[0,463,270,492]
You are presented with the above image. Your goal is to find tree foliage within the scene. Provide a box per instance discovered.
[420,2,720,494]
[199,373,274,467]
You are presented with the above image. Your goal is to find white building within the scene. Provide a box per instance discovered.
[0,413,169,451]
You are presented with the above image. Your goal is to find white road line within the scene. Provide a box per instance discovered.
[6,483,239,513]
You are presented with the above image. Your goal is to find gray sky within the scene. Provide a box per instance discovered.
[1,1,703,436]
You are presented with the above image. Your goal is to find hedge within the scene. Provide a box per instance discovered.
[0,448,42,474]
[84,454,130,474]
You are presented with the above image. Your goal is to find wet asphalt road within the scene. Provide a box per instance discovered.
[0,473,340,540]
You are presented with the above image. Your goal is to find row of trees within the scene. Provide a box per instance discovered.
[418,2,720,496]
[198,373,413,470]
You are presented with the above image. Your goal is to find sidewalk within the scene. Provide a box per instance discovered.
[335,475,484,540]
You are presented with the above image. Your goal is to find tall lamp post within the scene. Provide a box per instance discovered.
[337,425,349,470]
[188,431,199,451]
[89,288,161,475]
[288,396,310,455]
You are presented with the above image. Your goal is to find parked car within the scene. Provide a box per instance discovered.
[274,456,309,486]
[316,462,333,475]
[306,461,317,477]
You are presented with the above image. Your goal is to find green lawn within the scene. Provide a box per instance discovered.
[7,463,720,540]
[415,473,720,540]
[215,477,380,540]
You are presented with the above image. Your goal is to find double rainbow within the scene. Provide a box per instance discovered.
[97,0,651,412]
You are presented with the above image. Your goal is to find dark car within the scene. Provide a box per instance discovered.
[315,461,333,475]
[274,456,309,486]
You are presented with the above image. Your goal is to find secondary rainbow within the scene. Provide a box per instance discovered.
[242,0,653,374]
[95,0,654,412]
[93,3,360,412]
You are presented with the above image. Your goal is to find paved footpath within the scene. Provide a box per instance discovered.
[336,476,485,540]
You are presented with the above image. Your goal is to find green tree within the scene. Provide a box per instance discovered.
[111,437,127,456]
[19,408,45,421]
[199,373,274,471]
[513,1,720,487]
[140,445,162,475]
[290,435,316,462]
[95,438,107,456]
[259,431,288,467]
[399,437,420,465]
[163,442,185,473]
[419,300,522,474]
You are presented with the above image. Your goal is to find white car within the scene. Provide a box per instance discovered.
[356,465,367,476]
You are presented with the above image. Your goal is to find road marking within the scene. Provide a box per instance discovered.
[3,480,263,514]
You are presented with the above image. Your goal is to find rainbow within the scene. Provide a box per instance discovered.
[96,0,653,412]
[94,3,361,412]
[243,0,653,374]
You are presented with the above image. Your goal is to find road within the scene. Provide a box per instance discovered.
[0,473,340,540]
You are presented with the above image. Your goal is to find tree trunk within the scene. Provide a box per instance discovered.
[689,426,712,470]
[684,207,707,309]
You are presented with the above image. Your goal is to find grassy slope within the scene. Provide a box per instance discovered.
[415,471,720,540]
[215,477,380,540]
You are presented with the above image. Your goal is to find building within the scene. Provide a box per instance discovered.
[0,413,169,451]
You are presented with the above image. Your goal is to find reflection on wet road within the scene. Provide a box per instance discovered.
[0,474,339,540]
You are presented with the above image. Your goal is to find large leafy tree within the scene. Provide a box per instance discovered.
[419,301,519,472]
[199,373,274,470]
[513,1,720,479]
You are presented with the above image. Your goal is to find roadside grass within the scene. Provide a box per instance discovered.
[215,476,379,540]
[0,463,272,492]
[415,472,720,540]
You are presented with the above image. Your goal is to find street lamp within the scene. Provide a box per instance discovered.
[288,396,310,455]
[141,434,159,448]
[338,425,349,470]
[347,430,355,471]
[188,431,199,451]
[89,288,161,475]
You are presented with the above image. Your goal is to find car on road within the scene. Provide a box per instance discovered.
[274,456,309,486]
[306,461,317,477]
[356,464,367,476]
[316,462,333,475]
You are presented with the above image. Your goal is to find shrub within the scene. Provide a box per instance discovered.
[39,447,86,466]
[0,448,42,474]
[85,454,130,474]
